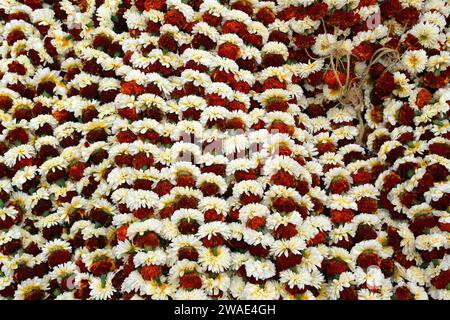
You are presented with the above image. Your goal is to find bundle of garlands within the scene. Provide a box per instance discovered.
[0,0,448,300]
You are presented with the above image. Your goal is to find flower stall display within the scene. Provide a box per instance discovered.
[0,0,448,300]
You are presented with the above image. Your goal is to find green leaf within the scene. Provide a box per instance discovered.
[212,247,218,256]
[433,120,443,127]
[56,178,66,187]
[14,140,21,147]
[0,199,4,208]
[406,141,415,148]
[142,165,148,170]
[111,15,119,23]
[28,188,36,195]
[96,46,104,51]
[100,274,107,287]
[42,91,51,98]
[65,35,73,40]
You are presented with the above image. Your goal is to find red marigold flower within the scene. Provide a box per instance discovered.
[395,286,414,300]
[429,142,450,158]
[178,220,200,235]
[179,273,202,289]
[48,249,71,268]
[144,0,166,11]
[231,1,253,16]
[352,169,373,185]
[256,7,275,25]
[141,265,162,281]
[117,225,128,242]
[330,209,354,224]
[275,253,302,271]
[222,20,247,37]
[68,162,87,181]
[416,88,432,108]
[271,170,295,187]
[316,141,336,155]
[399,191,415,209]
[293,34,315,49]
[419,247,445,263]
[431,270,450,290]
[372,72,395,100]
[132,153,154,170]
[329,178,350,194]
[306,3,328,20]
[90,258,115,277]
[323,259,348,277]
[164,9,187,30]
[248,244,270,258]
[133,208,154,220]
[409,215,437,236]
[352,42,375,61]
[395,7,420,27]
[133,232,160,248]
[328,10,360,29]
[202,234,225,247]
[74,279,90,300]
[204,209,225,223]
[266,100,289,112]
[355,224,378,243]
[380,0,402,19]
[202,13,222,27]
[178,247,199,261]
[262,54,285,68]
[357,252,381,269]
[307,231,328,247]
[218,43,241,60]
[272,197,296,213]
[246,216,266,230]
[398,103,415,126]
[273,223,297,240]
[158,33,177,53]
[357,198,378,214]
[382,171,401,191]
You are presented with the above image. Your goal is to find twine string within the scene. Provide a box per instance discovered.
[321,18,401,144]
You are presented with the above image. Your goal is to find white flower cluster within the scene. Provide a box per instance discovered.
[0,0,448,300]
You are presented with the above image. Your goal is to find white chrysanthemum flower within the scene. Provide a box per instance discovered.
[402,50,428,74]
[409,23,441,49]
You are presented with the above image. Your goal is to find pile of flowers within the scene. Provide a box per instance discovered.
[0,0,448,300]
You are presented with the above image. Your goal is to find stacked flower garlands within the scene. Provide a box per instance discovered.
[0,0,448,300]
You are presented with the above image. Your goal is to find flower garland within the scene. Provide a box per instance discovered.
[0,0,448,300]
